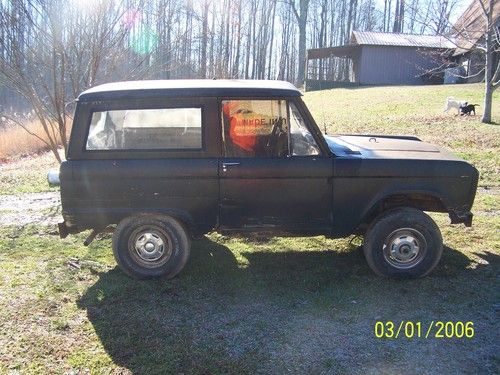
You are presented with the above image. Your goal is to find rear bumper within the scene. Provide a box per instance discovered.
[449,210,473,227]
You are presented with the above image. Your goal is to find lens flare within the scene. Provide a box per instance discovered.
[129,25,159,55]
[121,9,142,29]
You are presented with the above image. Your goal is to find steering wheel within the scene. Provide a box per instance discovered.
[266,118,284,149]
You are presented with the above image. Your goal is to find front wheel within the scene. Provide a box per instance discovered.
[112,214,190,279]
[363,208,443,278]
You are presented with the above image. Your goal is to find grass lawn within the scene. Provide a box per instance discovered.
[305,83,500,186]
[0,83,498,374]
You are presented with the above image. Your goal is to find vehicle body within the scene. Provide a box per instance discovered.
[53,79,478,279]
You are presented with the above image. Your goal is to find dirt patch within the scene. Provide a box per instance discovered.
[0,191,61,226]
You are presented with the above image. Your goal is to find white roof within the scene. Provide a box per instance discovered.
[352,31,457,49]
[78,79,301,101]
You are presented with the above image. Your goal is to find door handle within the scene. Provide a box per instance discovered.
[222,162,240,172]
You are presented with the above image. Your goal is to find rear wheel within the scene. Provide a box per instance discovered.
[363,208,443,278]
[112,214,190,279]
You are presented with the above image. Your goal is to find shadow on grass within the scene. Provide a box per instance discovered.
[77,238,498,374]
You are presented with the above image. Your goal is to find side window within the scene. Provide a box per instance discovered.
[86,107,202,150]
[221,100,288,157]
[289,103,320,156]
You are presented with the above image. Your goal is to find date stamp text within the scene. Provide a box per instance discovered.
[374,321,475,339]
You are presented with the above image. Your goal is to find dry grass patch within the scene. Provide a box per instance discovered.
[0,121,52,160]
[0,119,70,160]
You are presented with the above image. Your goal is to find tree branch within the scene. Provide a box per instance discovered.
[492,60,500,88]
[282,0,300,22]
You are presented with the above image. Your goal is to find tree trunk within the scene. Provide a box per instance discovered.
[292,0,310,87]
[244,10,252,79]
[387,0,392,32]
[267,0,277,79]
[393,0,400,32]
[208,2,216,78]
[232,2,242,78]
[251,2,258,79]
[483,79,493,124]
[224,0,231,76]
[481,0,494,124]
[200,0,209,78]
[383,0,387,31]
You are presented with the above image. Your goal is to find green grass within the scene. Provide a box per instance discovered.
[0,83,498,374]
[0,151,60,195]
[0,221,498,374]
[304,83,500,186]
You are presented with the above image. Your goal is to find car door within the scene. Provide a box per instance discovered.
[218,98,334,234]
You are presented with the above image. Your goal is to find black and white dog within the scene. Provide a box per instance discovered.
[444,97,467,114]
[459,102,479,116]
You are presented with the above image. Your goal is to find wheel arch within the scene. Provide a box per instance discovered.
[119,210,195,237]
[359,190,449,231]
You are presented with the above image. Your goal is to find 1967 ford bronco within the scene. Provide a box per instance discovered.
[50,80,478,279]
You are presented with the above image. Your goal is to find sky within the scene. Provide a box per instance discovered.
[372,0,473,25]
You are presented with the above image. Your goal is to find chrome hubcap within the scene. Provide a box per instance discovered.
[128,226,173,268]
[135,232,165,262]
[383,228,427,269]
[390,236,419,262]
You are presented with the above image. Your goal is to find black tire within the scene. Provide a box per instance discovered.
[363,208,443,278]
[112,214,190,279]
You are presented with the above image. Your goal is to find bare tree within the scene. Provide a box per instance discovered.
[288,0,310,86]
[392,0,404,33]
[405,0,419,33]
[450,0,499,123]
[0,0,128,162]
[384,0,393,32]
[434,0,451,34]
[476,0,499,123]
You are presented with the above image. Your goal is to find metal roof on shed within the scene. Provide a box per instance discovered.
[79,79,302,101]
[352,31,456,49]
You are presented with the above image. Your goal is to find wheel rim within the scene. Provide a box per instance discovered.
[382,228,427,269]
[128,225,173,268]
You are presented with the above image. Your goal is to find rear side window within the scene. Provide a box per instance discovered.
[86,107,202,150]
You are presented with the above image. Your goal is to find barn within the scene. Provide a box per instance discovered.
[306,31,456,91]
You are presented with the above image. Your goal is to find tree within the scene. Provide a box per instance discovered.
[288,0,310,86]
[450,0,499,123]
[392,0,405,33]
[434,0,452,34]
[0,0,128,162]
[476,0,499,123]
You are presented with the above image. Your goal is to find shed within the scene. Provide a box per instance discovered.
[306,31,456,91]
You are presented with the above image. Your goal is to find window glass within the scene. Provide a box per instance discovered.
[221,100,288,157]
[86,107,202,150]
[289,103,320,156]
